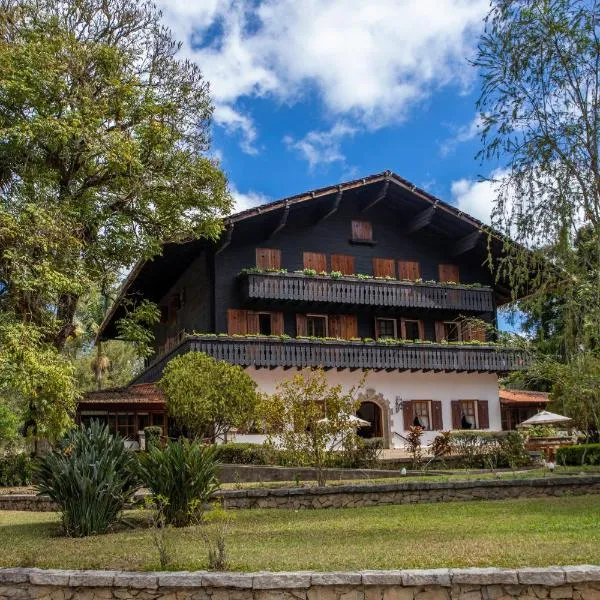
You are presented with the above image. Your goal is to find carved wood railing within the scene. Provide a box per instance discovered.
[240,273,494,312]
[133,336,527,384]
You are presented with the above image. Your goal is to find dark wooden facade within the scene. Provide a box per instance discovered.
[97,171,526,382]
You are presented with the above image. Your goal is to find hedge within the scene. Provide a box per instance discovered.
[0,453,35,486]
[557,443,600,466]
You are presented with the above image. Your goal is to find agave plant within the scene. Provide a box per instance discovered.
[138,440,220,527]
[36,421,140,536]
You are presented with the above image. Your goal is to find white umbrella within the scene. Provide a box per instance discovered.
[316,414,370,427]
[517,410,572,428]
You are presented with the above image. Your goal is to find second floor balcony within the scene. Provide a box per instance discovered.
[134,334,528,384]
[239,271,494,312]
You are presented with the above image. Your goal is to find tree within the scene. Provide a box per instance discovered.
[476,0,600,359]
[259,369,365,486]
[159,352,259,442]
[0,0,231,438]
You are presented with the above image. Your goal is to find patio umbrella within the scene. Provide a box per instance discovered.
[316,414,370,427]
[516,410,572,428]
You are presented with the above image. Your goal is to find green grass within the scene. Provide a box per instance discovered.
[1,495,599,572]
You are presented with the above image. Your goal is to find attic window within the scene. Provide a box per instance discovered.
[351,220,372,241]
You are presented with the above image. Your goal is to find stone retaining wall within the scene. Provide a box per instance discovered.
[2,476,600,512]
[1,566,600,600]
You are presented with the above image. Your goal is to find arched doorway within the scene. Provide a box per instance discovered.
[357,401,382,439]
[356,389,392,449]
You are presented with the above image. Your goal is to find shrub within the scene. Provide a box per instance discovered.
[557,443,600,466]
[449,431,503,469]
[499,431,531,468]
[144,426,163,451]
[0,453,34,486]
[138,440,220,527]
[36,422,140,536]
[213,443,274,465]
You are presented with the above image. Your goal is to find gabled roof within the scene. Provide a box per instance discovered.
[499,389,550,405]
[80,383,164,406]
[97,170,511,339]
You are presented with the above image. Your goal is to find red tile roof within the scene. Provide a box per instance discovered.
[80,383,164,405]
[499,389,550,405]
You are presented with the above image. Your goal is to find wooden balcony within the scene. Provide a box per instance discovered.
[239,272,494,312]
[133,336,527,384]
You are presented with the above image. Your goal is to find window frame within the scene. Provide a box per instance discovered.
[375,317,397,339]
[257,312,273,336]
[306,314,328,337]
[401,318,424,341]
[459,400,478,429]
[412,400,433,431]
[442,320,462,342]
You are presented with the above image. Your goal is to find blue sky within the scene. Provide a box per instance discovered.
[158,0,519,330]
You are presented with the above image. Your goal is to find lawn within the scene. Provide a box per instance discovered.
[1,495,599,572]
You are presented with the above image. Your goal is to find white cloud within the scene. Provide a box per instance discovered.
[213,105,258,155]
[440,114,483,156]
[229,183,270,213]
[450,169,508,225]
[283,122,357,170]
[159,0,488,153]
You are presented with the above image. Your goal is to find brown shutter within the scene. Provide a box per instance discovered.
[352,220,373,241]
[331,254,355,275]
[417,320,425,340]
[431,401,443,430]
[438,263,460,283]
[400,319,407,339]
[341,314,358,339]
[435,321,445,342]
[271,312,284,335]
[477,400,490,429]
[402,400,413,430]
[329,315,342,338]
[464,323,486,342]
[374,318,381,339]
[256,248,281,270]
[228,309,248,335]
[246,311,259,334]
[373,258,395,278]
[303,252,327,272]
[398,260,421,280]
[296,314,307,336]
[451,400,462,429]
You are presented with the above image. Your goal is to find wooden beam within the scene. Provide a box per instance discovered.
[404,205,436,234]
[215,223,234,255]
[268,202,290,239]
[315,188,343,223]
[452,230,482,256]
[361,179,390,213]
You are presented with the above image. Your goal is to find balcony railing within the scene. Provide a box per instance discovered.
[133,335,527,384]
[240,272,494,312]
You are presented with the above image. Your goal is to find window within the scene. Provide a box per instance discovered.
[401,319,424,340]
[351,220,373,241]
[116,414,136,438]
[306,314,328,337]
[258,313,272,335]
[256,248,281,270]
[331,254,355,275]
[373,258,395,277]
[413,401,432,430]
[438,263,460,283]
[398,260,420,280]
[443,321,461,342]
[459,400,477,429]
[303,252,327,272]
[376,317,397,339]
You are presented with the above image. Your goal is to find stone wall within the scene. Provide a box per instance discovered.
[1,566,600,600]
[2,476,600,512]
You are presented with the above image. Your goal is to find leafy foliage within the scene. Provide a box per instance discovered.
[36,422,140,536]
[259,368,365,485]
[557,443,600,466]
[0,452,34,486]
[159,352,259,441]
[138,440,220,527]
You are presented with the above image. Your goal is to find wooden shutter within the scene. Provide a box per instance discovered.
[451,400,462,429]
[228,309,248,335]
[303,252,327,272]
[296,314,307,336]
[246,311,260,334]
[331,254,355,275]
[329,315,342,338]
[431,401,443,430]
[352,220,373,240]
[435,321,445,342]
[341,314,358,339]
[373,258,395,278]
[438,263,460,283]
[418,320,425,340]
[463,322,486,342]
[271,312,284,335]
[398,260,420,280]
[402,400,413,430]
[256,248,281,270]
[477,400,490,429]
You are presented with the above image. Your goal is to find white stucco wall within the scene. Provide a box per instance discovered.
[231,368,501,448]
